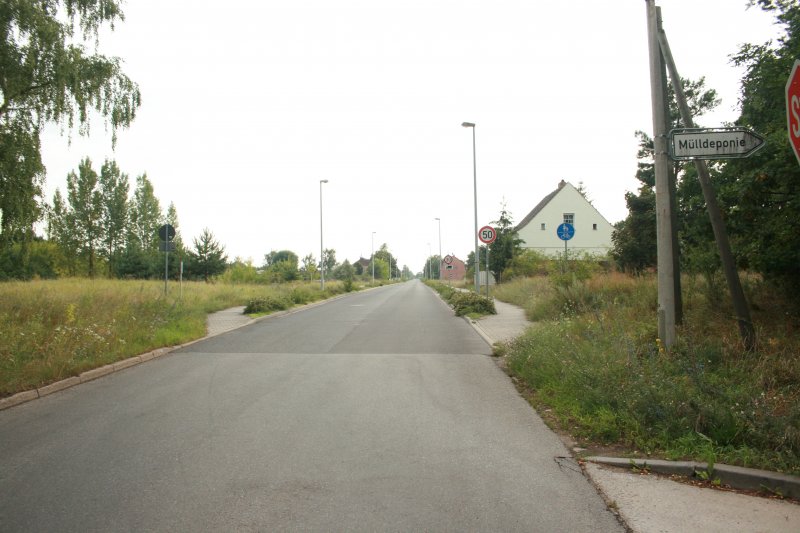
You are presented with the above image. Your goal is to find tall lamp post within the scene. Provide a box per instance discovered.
[319,179,328,290]
[462,121,479,294]
[371,231,376,284]
[435,217,442,280]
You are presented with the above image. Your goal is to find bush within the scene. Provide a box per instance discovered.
[449,291,496,316]
[426,281,496,317]
[244,295,292,314]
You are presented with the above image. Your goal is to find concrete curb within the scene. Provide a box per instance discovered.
[464,316,495,349]
[0,287,373,412]
[588,456,800,500]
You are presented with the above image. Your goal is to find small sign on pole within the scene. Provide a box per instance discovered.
[669,127,765,161]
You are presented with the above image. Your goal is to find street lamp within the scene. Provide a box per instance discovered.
[435,217,442,280]
[462,121,479,294]
[371,231,376,284]
[319,179,328,290]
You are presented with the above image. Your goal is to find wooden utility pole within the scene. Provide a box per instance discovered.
[657,23,756,350]
[646,0,676,347]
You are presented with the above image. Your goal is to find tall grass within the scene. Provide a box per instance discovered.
[0,279,348,396]
[498,272,800,475]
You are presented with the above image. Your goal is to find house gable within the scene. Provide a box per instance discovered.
[516,181,615,257]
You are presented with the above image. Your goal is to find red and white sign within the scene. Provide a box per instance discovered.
[478,226,497,244]
[786,59,800,165]
[443,254,454,265]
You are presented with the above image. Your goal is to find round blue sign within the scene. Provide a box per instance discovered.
[557,223,575,241]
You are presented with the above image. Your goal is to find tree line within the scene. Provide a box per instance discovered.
[612,0,800,301]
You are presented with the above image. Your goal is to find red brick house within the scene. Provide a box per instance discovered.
[440,255,466,281]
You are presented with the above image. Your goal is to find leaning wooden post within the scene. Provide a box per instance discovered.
[657,17,756,351]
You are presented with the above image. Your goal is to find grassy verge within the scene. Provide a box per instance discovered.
[0,278,354,397]
[495,272,800,476]
[425,281,496,317]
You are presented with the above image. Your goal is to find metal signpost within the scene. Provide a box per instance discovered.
[159,224,176,296]
[669,127,765,161]
[557,223,574,274]
[443,254,454,285]
[478,226,496,297]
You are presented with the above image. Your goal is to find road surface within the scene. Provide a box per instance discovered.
[0,280,622,531]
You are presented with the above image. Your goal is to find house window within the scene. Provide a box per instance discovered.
[592,223,597,230]
[541,223,546,230]
[563,213,574,225]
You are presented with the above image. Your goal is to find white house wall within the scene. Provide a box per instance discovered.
[517,183,614,257]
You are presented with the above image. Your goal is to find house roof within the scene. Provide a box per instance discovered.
[515,180,567,231]
[515,179,614,232]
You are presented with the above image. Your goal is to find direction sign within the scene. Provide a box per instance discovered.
[557,223,575,241]
[669,127,765,161]
[478,226,497,244]
[787,59,800,165]
[158,224,176,242]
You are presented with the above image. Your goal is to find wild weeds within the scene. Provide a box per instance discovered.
[0,279,345,396]
[501,271,800,475]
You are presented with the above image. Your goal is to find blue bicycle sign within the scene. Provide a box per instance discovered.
[557,223,575,241]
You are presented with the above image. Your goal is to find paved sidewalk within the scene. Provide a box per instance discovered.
[471,299,800,533]
[205,305,251,336]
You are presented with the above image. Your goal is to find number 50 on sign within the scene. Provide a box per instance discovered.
[479,226,497,244]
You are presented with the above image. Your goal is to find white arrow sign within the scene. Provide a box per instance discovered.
[669,127,765,161]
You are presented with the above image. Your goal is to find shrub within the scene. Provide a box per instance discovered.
[449,291,496,316]
[243,295,292,314]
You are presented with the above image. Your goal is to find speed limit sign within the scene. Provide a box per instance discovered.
[478,225,497,244]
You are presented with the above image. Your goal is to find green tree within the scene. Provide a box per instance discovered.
[488,204,522,283]
[120,173,161,278]
[722,0,800,296]
[301,253,318,281]
[264,250,299,282]
[0,117,44,266]
[612,76,719,272]
[165,201,185,279]
[322,248,337,275]
[98,159,129,276]
[47,188,79,275]
[0,0,140,261]
[66,158,103,277]
[187,228,227,282]
[332,259,355,291]
[373,244,396,279]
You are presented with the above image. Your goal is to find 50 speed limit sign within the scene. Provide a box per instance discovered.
[478,226,497,244]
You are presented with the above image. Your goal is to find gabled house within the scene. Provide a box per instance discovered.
[515,180,614,257]
[354,257,371,275]
[439,255,466,281]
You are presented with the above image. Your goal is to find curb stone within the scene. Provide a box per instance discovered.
[588,456,800,500]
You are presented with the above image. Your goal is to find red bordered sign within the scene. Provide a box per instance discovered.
[478,226,497,244]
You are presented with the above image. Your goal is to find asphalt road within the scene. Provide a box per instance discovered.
[0,280,622,532]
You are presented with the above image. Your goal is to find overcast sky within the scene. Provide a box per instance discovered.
[39,0,780,273]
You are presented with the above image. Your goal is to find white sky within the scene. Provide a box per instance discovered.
[39,0,781,273]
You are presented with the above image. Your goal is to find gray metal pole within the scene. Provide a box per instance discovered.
[657,22,755,350]
[472,127,479,294]
[371,231,375,283]
[319,179,327,291]
[462,122,480,294]
[164,247,168,296]
[646,0,676,347]
[486,247,490,297]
